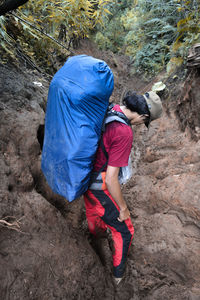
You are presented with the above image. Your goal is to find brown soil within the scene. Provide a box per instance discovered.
[0,40,200,300]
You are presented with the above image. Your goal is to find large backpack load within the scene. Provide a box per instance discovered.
[41,55,114,202]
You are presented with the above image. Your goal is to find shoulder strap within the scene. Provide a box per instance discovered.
[102,105,131,132]
[97,138,108,173]
[100,137,108,160]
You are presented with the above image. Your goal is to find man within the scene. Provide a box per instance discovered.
[84,90,163,285]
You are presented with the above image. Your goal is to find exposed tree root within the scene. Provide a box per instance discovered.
[0,216,24,233]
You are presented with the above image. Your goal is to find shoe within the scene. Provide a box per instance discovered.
[113,277,123,286]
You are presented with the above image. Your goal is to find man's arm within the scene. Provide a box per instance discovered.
[105,165,130,222]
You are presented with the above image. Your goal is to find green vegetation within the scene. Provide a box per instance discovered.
[94,0,200,78]
[0,0,199,77]
[94,0,132,52]
[0,0,111,72]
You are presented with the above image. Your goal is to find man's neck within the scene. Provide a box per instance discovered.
[120,106,132,120]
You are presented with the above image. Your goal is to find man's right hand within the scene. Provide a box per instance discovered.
[105,165,131,222]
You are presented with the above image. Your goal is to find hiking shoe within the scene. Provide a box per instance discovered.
[113,277,123,286]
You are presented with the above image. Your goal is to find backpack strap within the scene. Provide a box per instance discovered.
[102,107,131,131]
[89,133,108,189]
[97,138,109,173]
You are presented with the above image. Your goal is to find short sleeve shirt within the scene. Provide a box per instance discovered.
[93,105,133,171]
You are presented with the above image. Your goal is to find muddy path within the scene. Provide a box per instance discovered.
[0,42,200,299]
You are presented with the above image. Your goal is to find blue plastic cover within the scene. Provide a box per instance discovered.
[41,55,114,202]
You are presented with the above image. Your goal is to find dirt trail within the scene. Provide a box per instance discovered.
[0,43,200,299]
[122,109,200,299]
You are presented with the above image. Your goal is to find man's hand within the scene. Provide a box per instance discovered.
[106,165,131,222]
[130,113,149,125]
[118,207,130,222]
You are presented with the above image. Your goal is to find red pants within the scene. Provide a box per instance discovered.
[84,189,134,278]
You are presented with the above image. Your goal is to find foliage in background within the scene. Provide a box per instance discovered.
[172,0,200,57]
[0,0,111,73]
[122,0,178,77]
[94,0,200,78]
[18,0,112,40]
[0,0,199,77]
[94,0,132,52]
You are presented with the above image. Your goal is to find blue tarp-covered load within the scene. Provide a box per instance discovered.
[41,55,114,202]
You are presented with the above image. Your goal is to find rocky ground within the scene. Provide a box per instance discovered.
[0,41,200,300]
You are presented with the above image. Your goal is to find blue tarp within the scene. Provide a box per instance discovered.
[41,55,114,202]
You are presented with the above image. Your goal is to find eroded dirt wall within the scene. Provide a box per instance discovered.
[0,64,112,300]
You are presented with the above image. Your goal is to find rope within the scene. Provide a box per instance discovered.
[10,12,76,55]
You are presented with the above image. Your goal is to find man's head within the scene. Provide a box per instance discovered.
[122,90,163,127]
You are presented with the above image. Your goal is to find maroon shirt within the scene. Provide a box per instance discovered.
[93,105,133,172]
